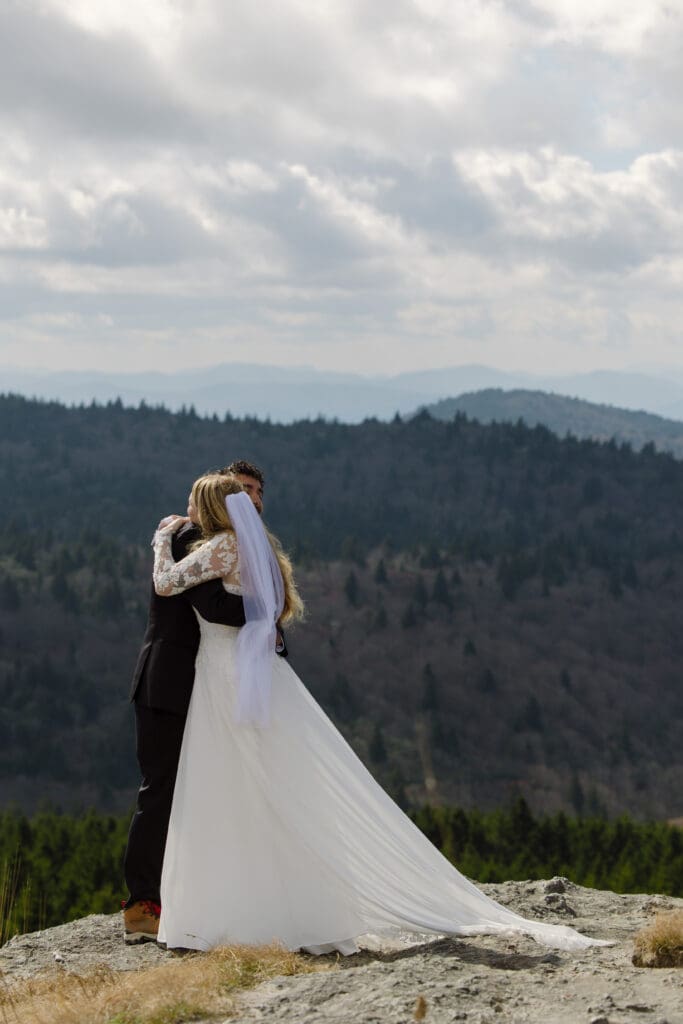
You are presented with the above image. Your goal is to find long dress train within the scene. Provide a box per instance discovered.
[157,617,607,954]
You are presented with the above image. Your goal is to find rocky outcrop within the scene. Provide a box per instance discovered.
[1,880,681,1023]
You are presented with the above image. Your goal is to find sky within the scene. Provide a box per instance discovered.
[1,0,682,377]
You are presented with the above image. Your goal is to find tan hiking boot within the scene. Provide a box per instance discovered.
[123,900,161,943]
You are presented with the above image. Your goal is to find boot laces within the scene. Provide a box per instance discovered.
[141,900,161,918]
[121,899,161,917]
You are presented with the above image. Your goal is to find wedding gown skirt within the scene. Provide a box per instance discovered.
[158,620,605,954]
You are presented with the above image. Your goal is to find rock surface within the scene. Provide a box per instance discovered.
[1,879,682,1023]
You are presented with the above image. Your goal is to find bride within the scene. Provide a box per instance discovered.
[152,473,607,955]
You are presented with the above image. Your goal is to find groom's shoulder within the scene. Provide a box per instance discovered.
[172,522,201,560]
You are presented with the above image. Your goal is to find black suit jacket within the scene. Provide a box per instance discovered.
[130,523,246,716]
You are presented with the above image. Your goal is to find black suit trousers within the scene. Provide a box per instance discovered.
[123,703,186,907]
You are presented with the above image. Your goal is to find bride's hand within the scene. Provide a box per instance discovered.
[156,514,190,534]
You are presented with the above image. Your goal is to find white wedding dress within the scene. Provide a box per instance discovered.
[153,528,607,955]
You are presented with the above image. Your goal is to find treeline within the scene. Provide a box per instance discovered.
[1,802,681,941]
[0,809,129,942]
[413,800,683,895]
[4,392,683,580]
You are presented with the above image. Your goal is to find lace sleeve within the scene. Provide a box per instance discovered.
[153,530,239,597]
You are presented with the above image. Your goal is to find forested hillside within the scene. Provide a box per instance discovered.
[1,394,683,819]
[425,388,683,457]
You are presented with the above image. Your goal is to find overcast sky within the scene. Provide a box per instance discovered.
[1,0,682,376]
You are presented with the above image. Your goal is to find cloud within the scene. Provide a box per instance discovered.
[452,146,683,269]
[0,0,682,377]
[0,5,195,144]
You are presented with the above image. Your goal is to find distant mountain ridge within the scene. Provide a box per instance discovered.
[5,361,683,423]
[424,389,683,458]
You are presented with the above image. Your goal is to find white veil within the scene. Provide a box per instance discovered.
[226,491,285,726]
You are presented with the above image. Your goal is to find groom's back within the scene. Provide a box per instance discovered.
[130,525,202,716]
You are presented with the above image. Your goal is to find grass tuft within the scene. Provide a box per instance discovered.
[413,994,428,1019]
[0,856,22,947]
[0,942,329,1024]
[632,909,683,968]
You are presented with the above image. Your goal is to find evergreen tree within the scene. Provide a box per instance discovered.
[326,673,357,721]
[373,558,388,584]
[341,536,366,567]
[344,571,359,606]
[582,475,604,504]
[412,575,428,610]
[369,723,387,763]
[515,695,542,732]
[0,575,21,611]
[50,572,79,613]
[420,663,439,712]
[479,668,497,693]
[432,568,452,609]
[569,774,585,816]
[385,766,408,808]
[401,603,417,628]
[622,560,639,588]
[372,603,388,630]
[608,570,623,599]
[97,578,123,615]
[420,543,441,569]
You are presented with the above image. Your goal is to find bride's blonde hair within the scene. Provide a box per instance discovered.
[190,473,243,538]
[190,473,304,625]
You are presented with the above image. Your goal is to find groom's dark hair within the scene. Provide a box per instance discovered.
[222,460,265,487]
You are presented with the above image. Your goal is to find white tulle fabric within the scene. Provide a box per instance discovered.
[158,619,608,955]
[225,492,284,727]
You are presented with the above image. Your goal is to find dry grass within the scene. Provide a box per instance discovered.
[0,942,330,1024]
[632,910,683,968]
[0,857,32,948]
[1,852,45,947]
[413,994,427,1020]
[0,860,19,948]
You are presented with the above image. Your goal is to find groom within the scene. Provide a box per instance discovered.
[123,460,270,943]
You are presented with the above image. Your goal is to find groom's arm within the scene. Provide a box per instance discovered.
[186,579,246,627]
